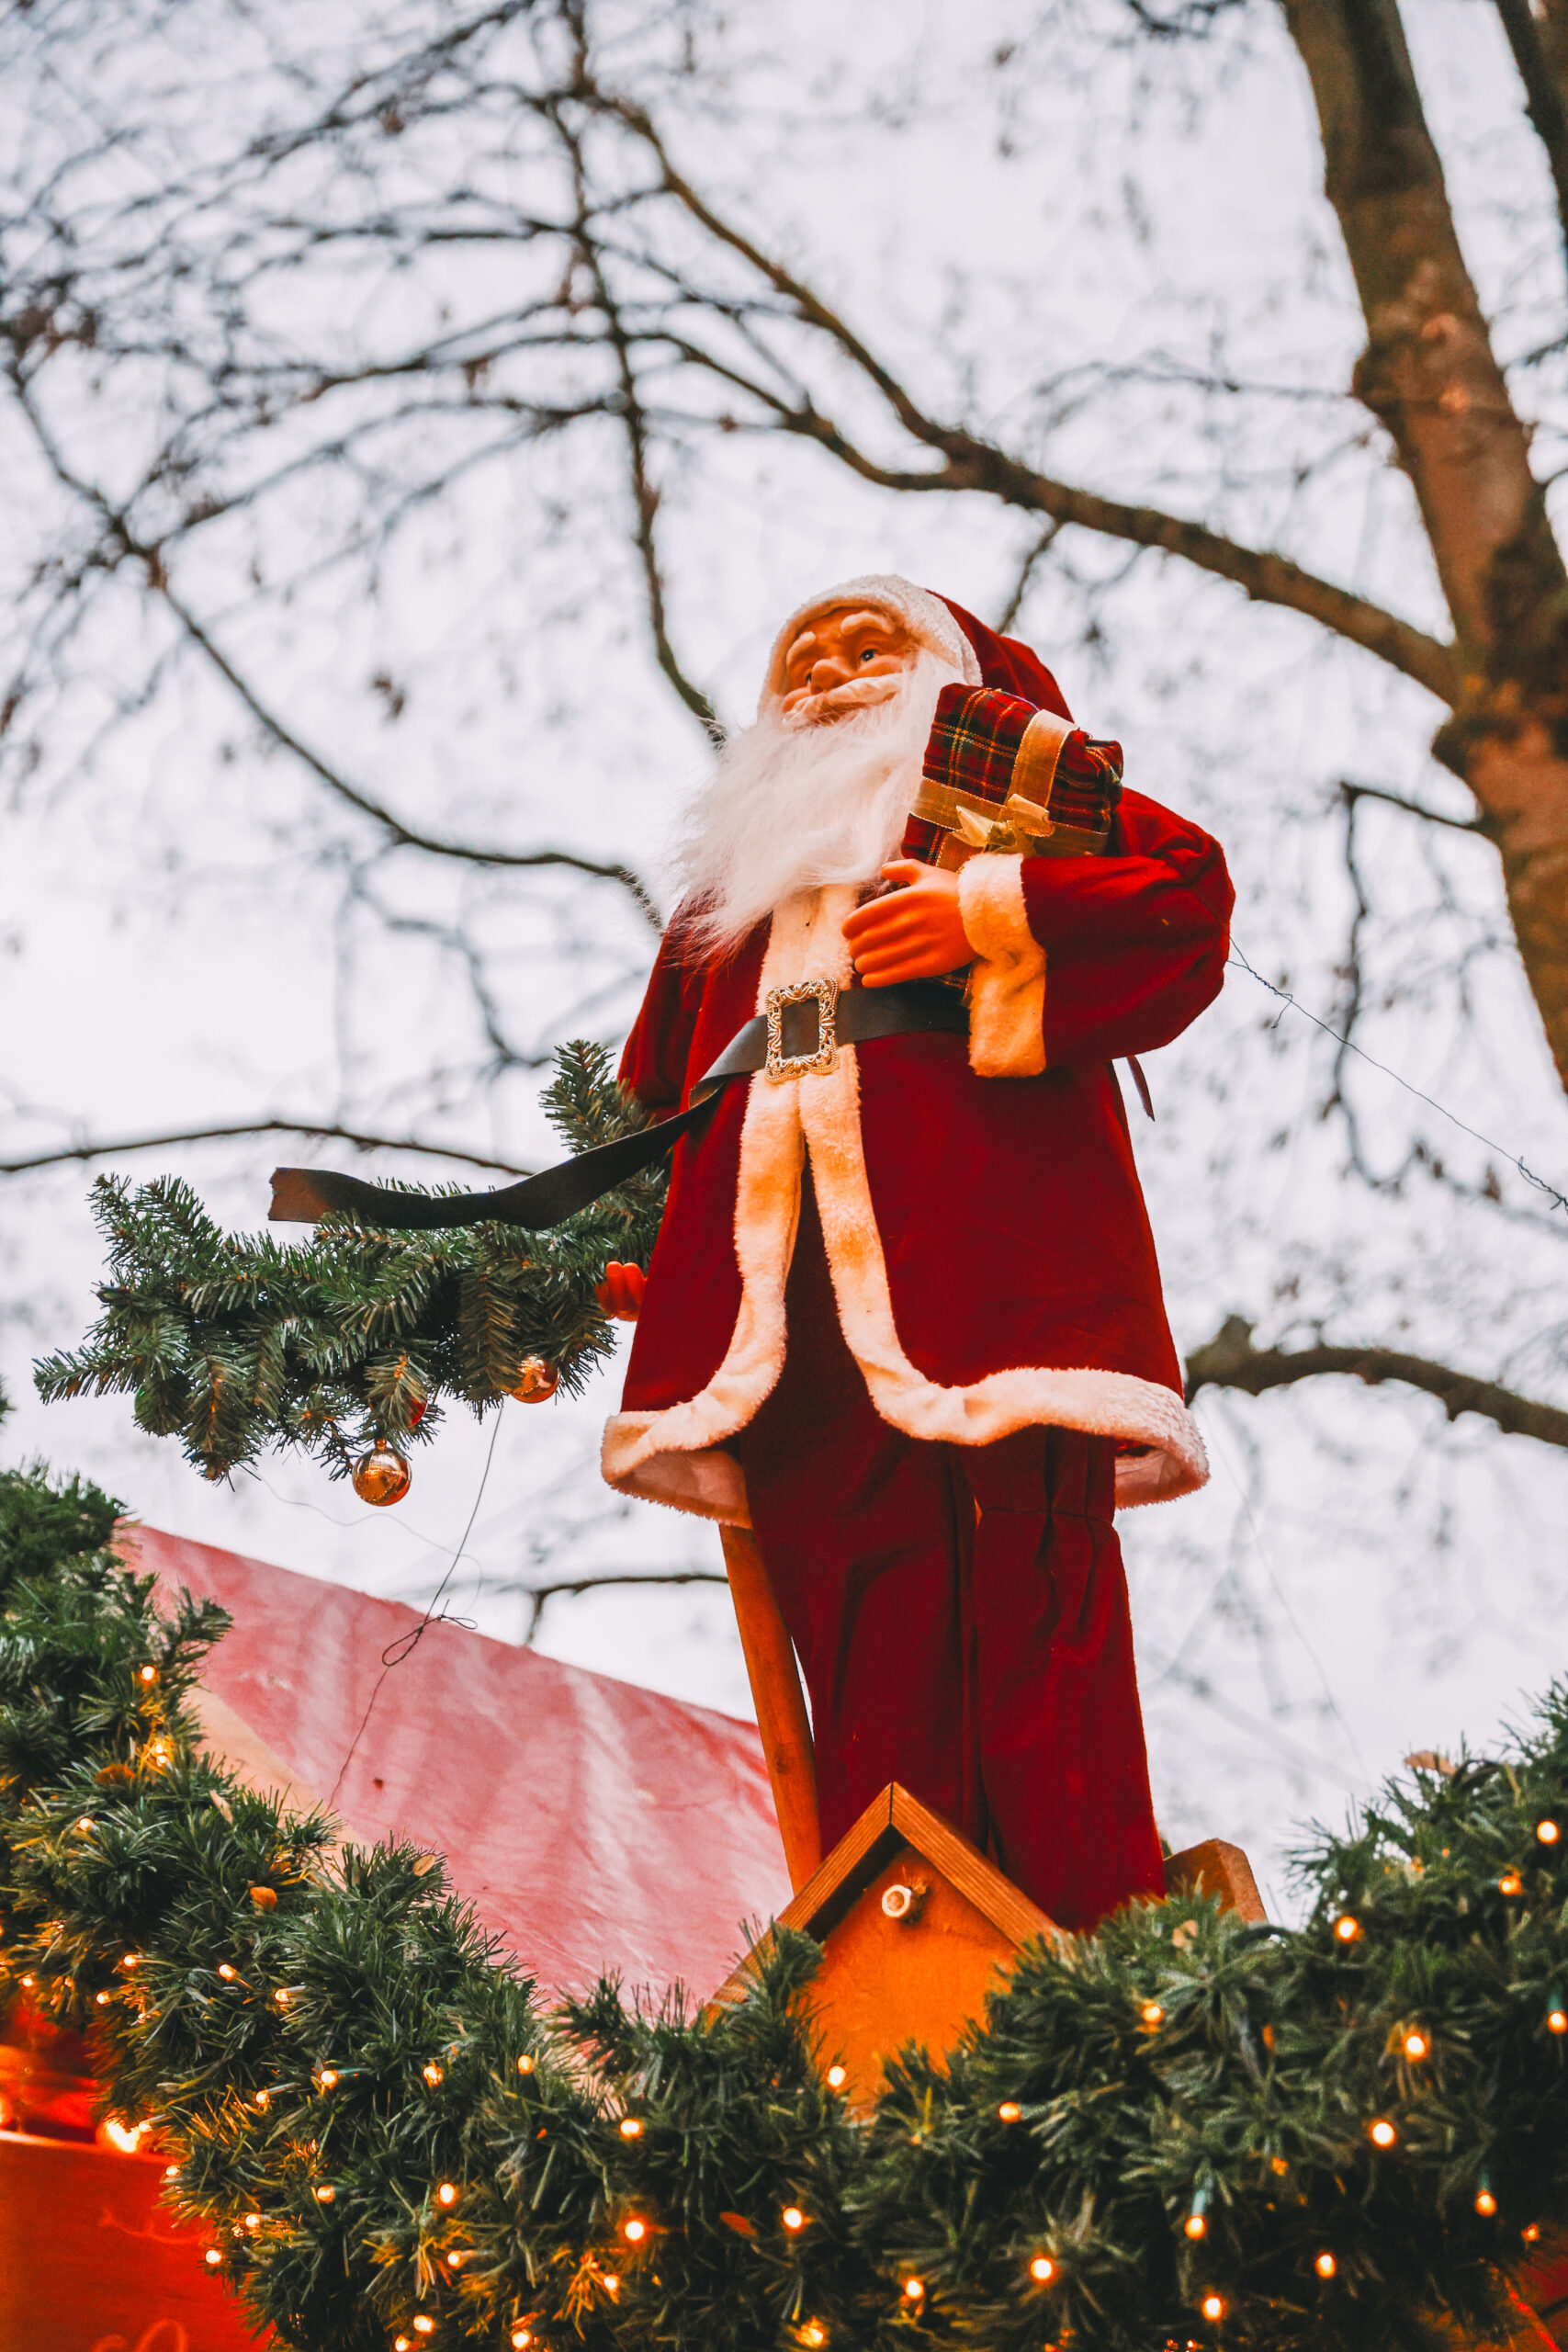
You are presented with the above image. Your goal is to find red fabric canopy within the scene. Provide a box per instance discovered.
[123,1526,791,2002]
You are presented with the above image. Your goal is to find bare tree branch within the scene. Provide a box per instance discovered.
[0,1121,534,1180]
[1339,778,1491,836]
[1492,0,1568,275]
[511,1566,728,1642]
[4,371,666,930]
[1185,1314,1568,1449]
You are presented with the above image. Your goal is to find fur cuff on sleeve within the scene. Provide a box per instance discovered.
[957,854,1047,1078]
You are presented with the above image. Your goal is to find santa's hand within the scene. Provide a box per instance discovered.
[842,861,972,986]
[596,1261,647,1322]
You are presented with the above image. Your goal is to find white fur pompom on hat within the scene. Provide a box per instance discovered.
[759,574,982,711]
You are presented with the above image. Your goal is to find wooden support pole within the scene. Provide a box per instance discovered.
[719,1523,822,1892]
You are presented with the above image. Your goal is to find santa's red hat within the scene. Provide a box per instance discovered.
[760,573,1073,720]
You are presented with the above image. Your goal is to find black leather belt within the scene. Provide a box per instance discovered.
[269,978,969,1233]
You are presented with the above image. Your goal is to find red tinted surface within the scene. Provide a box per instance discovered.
[123,1526,790,2001]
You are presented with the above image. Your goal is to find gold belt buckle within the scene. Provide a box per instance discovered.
[764,977,839,1081]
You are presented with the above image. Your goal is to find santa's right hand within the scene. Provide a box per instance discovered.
[596,1261,647,1322]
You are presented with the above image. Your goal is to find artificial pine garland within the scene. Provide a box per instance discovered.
[33,1044,666,1486]
[4,1418,1568,2350]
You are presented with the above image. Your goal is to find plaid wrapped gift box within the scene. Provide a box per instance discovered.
[902,684,1122,868]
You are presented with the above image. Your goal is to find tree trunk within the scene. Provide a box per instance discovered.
[1282,0,1568,1084]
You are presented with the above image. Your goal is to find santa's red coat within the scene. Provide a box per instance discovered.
[604,786,1234,1526]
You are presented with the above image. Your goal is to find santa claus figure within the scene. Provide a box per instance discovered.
[599,577,1233,1930]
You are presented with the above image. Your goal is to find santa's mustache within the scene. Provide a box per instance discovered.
[669,649,958,957]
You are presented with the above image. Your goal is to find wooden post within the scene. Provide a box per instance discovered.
[719,1523,821,1892]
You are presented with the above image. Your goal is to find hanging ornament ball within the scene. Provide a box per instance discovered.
[509,1357,559,1405]
[352,1440,412,1507]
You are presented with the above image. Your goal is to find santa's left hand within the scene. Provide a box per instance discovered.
[596,1261,647,1322]
[842,861,972,986]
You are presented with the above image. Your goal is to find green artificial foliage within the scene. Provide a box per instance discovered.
[33,1043,667,1484]
[5,1445,1568,2350]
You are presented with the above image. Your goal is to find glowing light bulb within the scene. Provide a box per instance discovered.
[245,2213,262,2230]
[783,2206,805,2232]
[273,1989,288,2007]
[1201,2292,1225,2321]
[314,2185,334,2204]
[603,2274,620,2298]
[396,2339,412,2351]
[1334,1915,1360,1943]
[800,2326,827,2348]
[622,2218,647,2244]
[1403,2030,1429,2061]
[412,2324,435,2339]
[512,2333,533,2349]
[447,2252,462,2268]
[1030,2256,1055,2282]
[319,2069,339,2089]
[1141,2001,1164,2027]
[76,1815,94,1833]
[164,2163,179,2179]
[139,1665,157,1684]
[1369,2119,1397,2149]
[436,2182,457,2207]
[826,2064,846,2088]
[254,2089,269,2109]
[1551,2007,1567,2035]
[423,2062,444,2086]
[1500,1872,1523,1895]
[517,2053,535,2075]
[1185,2213,1207,2240]
[998,2101,1022,2122]
[102,2118,144,2154]
[1475,2188,1497,2217]
[903,2278,924,2300]
[1315,2251,1336,2278]
[1538,1820,1560,1845]
[219,1963,237,1981]
[1525,2223,1542,2242]
[204,2247,222,2267]
[619,2117,642,2137]
[120,1952,141,1970]
[96,1991,110,2006]
[18,1975,32,1988]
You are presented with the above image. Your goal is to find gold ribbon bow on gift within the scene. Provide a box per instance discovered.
[951,793,1057,854]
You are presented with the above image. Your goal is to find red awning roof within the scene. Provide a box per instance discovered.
[122,1525,791,2003]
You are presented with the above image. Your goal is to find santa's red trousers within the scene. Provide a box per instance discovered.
[731,1175,1166,1931]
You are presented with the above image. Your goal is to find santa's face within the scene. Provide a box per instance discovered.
[779,606,916,724]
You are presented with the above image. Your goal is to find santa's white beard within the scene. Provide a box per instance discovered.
[671,649,961,957]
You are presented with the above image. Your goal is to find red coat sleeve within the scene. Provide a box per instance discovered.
[617,923,702,1114]
[1021,788,1234,1066]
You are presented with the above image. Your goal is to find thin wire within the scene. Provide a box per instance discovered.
[325,1414,503,1811]
[1228,941,1568,1216]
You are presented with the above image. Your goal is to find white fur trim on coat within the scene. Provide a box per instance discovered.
[602,884,1208,1523]
[958,854,1047,1078]
[761,575,981,710]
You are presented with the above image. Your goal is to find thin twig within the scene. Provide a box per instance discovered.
[0,1119,534,1180]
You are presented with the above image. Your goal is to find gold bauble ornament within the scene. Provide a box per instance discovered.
[509,1357,559,1405]
[351,1440,412,1506]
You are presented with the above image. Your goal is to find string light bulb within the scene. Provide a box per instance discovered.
[314,2185,334,2203]
[902,2278,924,2301]
[204,2247,222,2268]
[799,2325,827,2348]
[1549,1991,1567,2034]
[1201,2292,1225,2322]
[517,2052,535,2075]
[783,2206,805,2232]
[244,2213,262,2231]
[1500,1872,1523,1896]
[826,2064,846,2088]
[1402,2030,1429,2061]
[1538,1820,1560,1845]
[319,2069,339,2090]
[96,1990,111,2006]
[622,2217,647,2243]
[76,1815,94,1833]
[218,1963,237,1982]
[1314,2252,1336,2278]
[1475,2185,1497,2217]
[273,1989,288,2007]
[412,2322,435,2338]
[1333,1915,1360,1943]
[436,2182,457,2207]
[512,2332,533,2349]
[1524,2223,1542,2243]
[396,2339,412,2351]
[423,2062,444,2086]
[998,2101,1022,2122]
[1369,2119,1397,2149]
[446,2252,462,2268]
[1185,2212,1207,2240]
[254,2089,269,2110]
[1141,2001,1164,2028]
[1030,2256,1055,2283]
[619,2117,642,2138]
[138,1664,157,1684]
